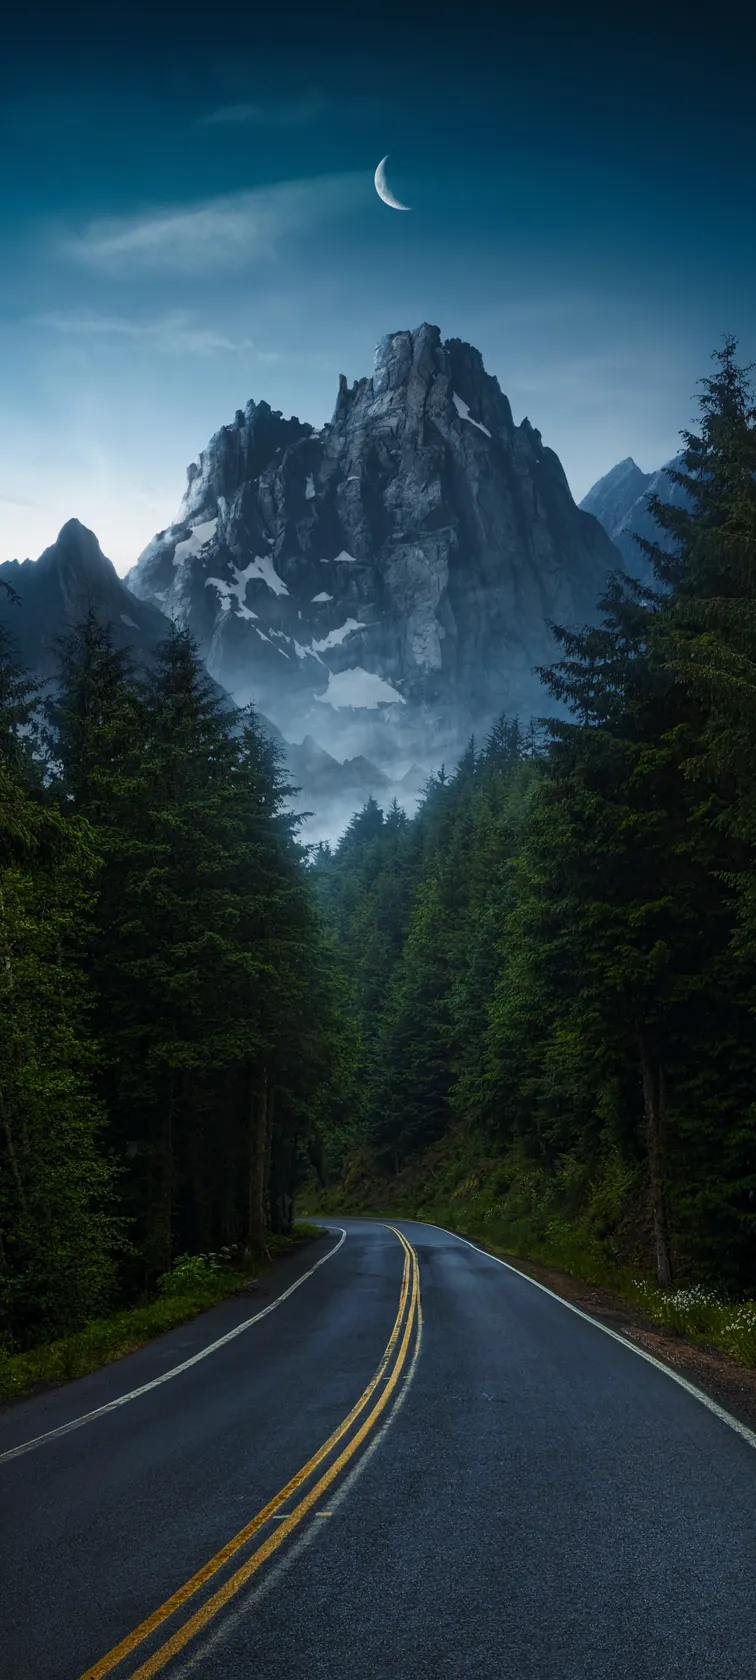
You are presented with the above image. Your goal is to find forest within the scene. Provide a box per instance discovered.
[0,613,356,1355]
[312,339,756,1299]
[1,339,755,1363]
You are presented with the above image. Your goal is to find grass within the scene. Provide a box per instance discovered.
[0,1223,325,1406]
[626,1281,756,1367]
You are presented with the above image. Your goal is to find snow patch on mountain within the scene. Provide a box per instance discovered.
[246,555,289,595]
[311,618,366,654]
[174,518,218,564]
[315,667,406,709]
[452,393,491,437]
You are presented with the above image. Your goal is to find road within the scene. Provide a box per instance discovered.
[1,1218,755,1679]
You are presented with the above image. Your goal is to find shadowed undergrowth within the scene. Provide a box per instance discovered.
[0,1224,324,1405]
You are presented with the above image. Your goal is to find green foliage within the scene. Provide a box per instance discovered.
[1,612,352,1356]
[629,1281,756,1366]
[156,1252,223,1294]
[0,636,120,1350]
[0,1223,323,1402]
[42,619,351,1284]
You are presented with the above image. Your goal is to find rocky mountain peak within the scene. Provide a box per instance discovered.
[126,323,624,767]
[180,398,312,528]
[44,517,111,580]
[331,322,515,448]
[580,453,688,576]
[0,521,175,685]
[580,455,652,514]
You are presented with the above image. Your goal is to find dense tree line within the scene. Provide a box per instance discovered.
[0,618,352,1350]
[3,337,754,1351]
[315,341,756,1291]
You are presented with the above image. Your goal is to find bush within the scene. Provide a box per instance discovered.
[630,1279,756,1367]
[156,1252,225,1295]
[0,1228,323,1401]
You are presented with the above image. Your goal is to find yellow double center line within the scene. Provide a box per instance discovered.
[79,1225,420,1680]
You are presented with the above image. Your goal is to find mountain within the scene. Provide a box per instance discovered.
[579,454,690,574]
[0,518,407,844]
[578,458,654,548]
[127,322,624,770]
[0,518,173,682]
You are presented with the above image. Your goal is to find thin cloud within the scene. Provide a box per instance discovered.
[33,312,340,372]
[63,172,368,274]
[197,91,327,128]
[35,310,256,354]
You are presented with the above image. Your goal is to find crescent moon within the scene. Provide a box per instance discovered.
[374,155,411,212]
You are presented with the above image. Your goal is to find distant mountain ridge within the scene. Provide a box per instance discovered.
[579,453,690,575]
[6,327,685,843]
[0,519,419,842]
[0,518,171,682]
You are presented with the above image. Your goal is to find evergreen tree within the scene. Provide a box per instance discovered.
[0,633,118,1346]
[48,616,352,1272]
[646,340,756,969]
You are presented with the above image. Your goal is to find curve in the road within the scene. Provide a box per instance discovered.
[0,1228,348,1467]
[425,1223,756,1452]
[4,1217,756,1680]
[78,1224,421,1680]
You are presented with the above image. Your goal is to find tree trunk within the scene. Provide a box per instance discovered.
[0,884,28,1215]
[0,1087,28,1217]
[639,1036,673,1286]
[263,1085,275,1233]
[247,1063,268,1253]
[147,1072,174,1280]
[184,1072,205,1253]
[221,1067,238,1245]
[269,1105,297,1236]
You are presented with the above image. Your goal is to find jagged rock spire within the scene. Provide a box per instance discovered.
[126,324,623,763]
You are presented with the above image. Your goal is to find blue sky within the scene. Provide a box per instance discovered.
[1,0,754,573]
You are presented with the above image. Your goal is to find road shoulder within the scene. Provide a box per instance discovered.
[473,1243,756,1436]
[0,1228,342,1451]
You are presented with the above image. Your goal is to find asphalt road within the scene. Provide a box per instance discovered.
[2,1218,756,1680]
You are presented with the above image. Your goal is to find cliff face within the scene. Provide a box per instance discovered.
[127,323,624,765]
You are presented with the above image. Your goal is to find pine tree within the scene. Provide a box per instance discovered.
[646,339,756,971]
[0,633,118,1346]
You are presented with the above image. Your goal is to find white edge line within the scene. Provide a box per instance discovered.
[0,1229,347,1466]
[409,1219,756,1453]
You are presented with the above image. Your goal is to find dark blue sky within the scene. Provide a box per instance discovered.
[1,0,753,570]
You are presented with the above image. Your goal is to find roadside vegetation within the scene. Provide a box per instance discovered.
[0,608,354,1364]
[0,1224,324,1403]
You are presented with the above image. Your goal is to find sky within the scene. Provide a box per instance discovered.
[1,0,754,574]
